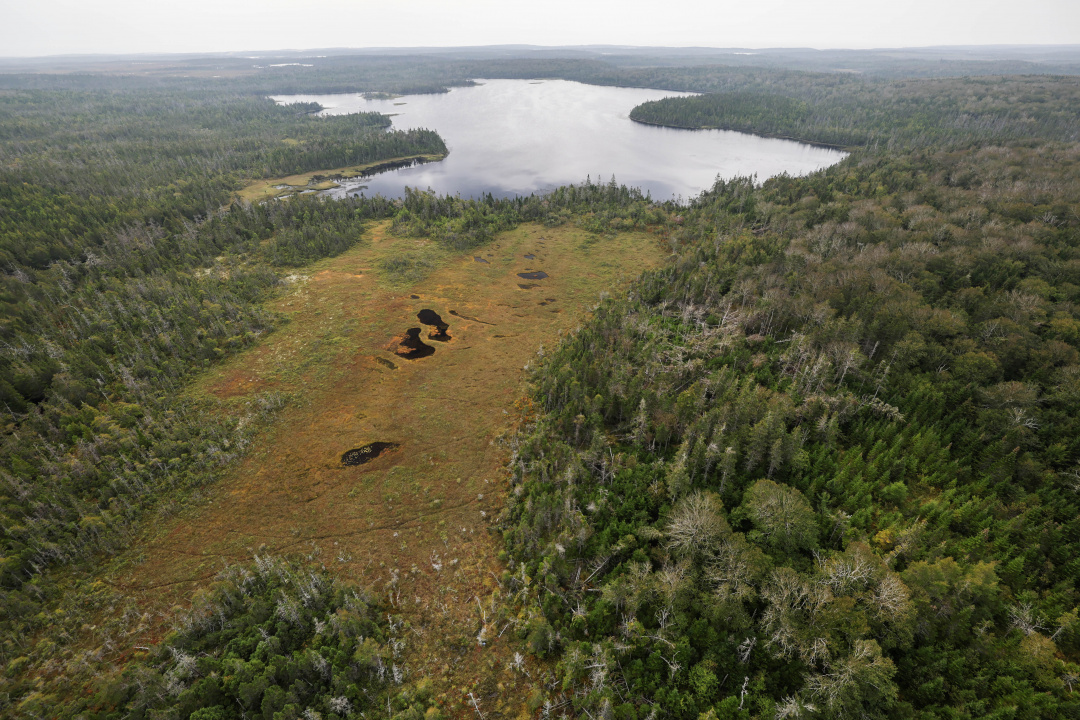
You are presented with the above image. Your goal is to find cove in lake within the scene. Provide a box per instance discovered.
[274,79,846,202]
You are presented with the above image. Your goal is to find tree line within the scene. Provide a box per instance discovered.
[629,76,1080,150]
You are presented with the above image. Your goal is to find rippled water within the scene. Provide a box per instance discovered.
[274,79,846,201]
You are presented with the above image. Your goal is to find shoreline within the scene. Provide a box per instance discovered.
[237,152,448,203]
[628,115,851,151]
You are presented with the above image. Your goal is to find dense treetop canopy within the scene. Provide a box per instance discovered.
[0,53,1078,719]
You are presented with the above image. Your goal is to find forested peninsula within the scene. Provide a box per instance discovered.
[1,52,1079,720]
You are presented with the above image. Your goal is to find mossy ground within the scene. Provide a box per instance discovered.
[102,220,665,717]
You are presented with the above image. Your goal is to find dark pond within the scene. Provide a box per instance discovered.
[518,271,549,280]
[342,441,399,466]
[274,79,846,202]
[417,309,451,341]
[395,328,436,359]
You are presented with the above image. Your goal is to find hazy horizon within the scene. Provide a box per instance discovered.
[3,0,1078,59]
[5,42,1080,62]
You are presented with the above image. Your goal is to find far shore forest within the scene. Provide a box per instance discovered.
[2,50,1080,720]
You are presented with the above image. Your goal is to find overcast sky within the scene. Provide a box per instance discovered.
[2,0,1079,57]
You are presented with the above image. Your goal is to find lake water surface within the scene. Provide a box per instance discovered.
[274,79,846,201]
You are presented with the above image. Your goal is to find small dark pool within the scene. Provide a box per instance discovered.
[450,310,495,325]
[517,271,548,280]
[417,309,451,341]
[416,309,444,326]
[396,327,436,359]
[342,441,400,466]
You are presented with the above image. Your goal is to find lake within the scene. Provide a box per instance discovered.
[274,79,846,202]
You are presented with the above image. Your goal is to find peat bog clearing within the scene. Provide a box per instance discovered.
[103,219,664,715]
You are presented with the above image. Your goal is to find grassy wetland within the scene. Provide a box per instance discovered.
[107,219,664,714]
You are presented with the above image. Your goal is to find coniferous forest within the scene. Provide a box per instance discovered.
[1,51,1079,719]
